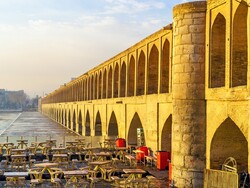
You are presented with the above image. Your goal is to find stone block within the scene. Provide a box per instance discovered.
[182,34,192,44]
[179,25,189,34]
[183,45,195,54]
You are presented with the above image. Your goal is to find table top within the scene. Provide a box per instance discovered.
[115,147,127,150]
[133,150,144,154]
[88,161,111,166]
[94,152,112,156]
[53,154,68,157]
[35,162,58,168]
[16,140,28,142]
[52,148,66,151]
[11,154,26,158]
[12,149,26,152]
[4,172,29,177]
[63,170,88,176]
[123,169,146,174]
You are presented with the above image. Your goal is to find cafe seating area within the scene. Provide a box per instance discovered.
[0,136,168,187]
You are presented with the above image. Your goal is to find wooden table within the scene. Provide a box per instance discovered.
[11,154,27,171]
[4,171,28,186]
[94,152,112,161]
[52,154,68,163]
[115,147,128,161]
[123,168,146,179]
[34,162,59,174]
[12,148,26,155]
[51,147,67,154]
[88,161,112,180]
[63,170,89,187]
[16,139,28,149]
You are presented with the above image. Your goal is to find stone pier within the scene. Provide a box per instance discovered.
[172,1,207,187]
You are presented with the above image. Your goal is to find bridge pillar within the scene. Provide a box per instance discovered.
[172,1,206,187]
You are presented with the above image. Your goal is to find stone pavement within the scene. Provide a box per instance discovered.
[0,111,169,187]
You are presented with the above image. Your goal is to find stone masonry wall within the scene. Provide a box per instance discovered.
[172,1,207,187]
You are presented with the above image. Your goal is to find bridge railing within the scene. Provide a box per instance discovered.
[204,169,238,188]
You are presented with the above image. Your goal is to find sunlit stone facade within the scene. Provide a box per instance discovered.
[41,0,250,187]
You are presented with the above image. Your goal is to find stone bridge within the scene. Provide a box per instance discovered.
[40,0,250,187]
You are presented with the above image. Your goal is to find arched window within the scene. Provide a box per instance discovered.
[161,39,170,93]
[148,45,159,94]
[210,13,226,88]
[120,62,126,97]
[108,67,113,98]
[231,2,248,87]
[128,56,135,97]
[137,51,145,96]
[103,69,107,99]
[114,63,119,98]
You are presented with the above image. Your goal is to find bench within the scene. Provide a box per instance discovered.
[125,155,136,166]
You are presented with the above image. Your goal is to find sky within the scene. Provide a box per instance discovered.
[0,0,199,98]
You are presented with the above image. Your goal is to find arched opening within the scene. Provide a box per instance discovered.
[108,112,118,136]
[231,2,248,87]
[128,113,145,146]
[108,67,113,98]
[210,13,226,88]
[68,112,71,129]
[91,75,95,100]
[78,110,82,135]
[93,74,97,100]
[161,39,170,93]
[98,72,102,99]
[61,109,64,125]
[148,45,159,94]
[114,63,119,98]
[88,77,92,100]
[120,62,126,97]
[95,111,102,136]
[210,118,248,172]
[103,69,107,99]
[73,110,76,132]
[161,115,172,151]
[137,51,145,96]
[128,56,135,97]
[64,110,67,127]
[85,111,91,136]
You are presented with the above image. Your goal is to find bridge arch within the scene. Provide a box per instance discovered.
[120,61,126,97]
[73,110,76,132]
[137,51,145,96]
[108,66,113,98]
[98,72,102,99]
[114,63,119,98]
[161,39,170,93]
[108,111,118,137]
[231,1,248,87]
[68,111,71,129]
[95,111,102,136]
[128,56,135,97]
[210,13,226,88]
[103,69,107,99]
[78,110,82,135]
[128,112,145,146]
[148,44,159,94]
[161,115,172,151]
[210,117,248,172]
[85,110,91,136]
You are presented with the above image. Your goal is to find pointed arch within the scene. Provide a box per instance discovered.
[128,56,135,97]
[231,2,248,87]
[95,111,102,136]
[73,110,76,132]
[161,39,170,93]
[161,115,172,151]
[120,62,126,97]
[210,118,247,172]
[78,110,82,135]
[98,72,102,99]
[108,67,113,98]
[137,51,145,96]
[108,112,118,136]
[114,63,119,98]
[103,69,107,99]
[85,110,91,136]
[148,45,159,94]
[210,13,226,88]
[128,113,145,146]
[68,111,71,129]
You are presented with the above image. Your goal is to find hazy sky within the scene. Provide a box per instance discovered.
[0,0,197,98]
